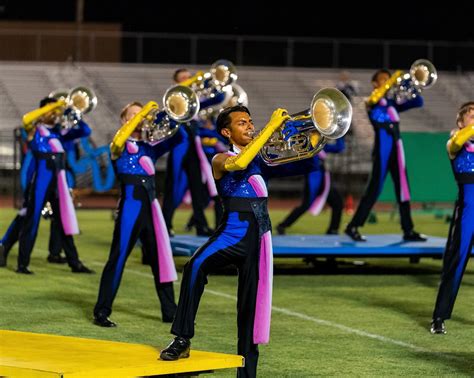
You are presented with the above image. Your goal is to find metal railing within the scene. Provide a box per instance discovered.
[0,29,472,70]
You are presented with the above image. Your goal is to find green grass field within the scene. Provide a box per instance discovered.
[1,207,474,376]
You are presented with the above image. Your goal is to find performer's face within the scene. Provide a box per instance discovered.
[223,111,254,146]
[122,104,143,138]
[372,72,390,89]
[43,109,61,126]
[175,70,192,83]
[459,107,474,129]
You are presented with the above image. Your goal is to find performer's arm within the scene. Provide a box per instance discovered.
[447,124,474,159]
[323,137,345,153]
[394,95,424,112]
[110,101,158,160]
[62,120,92,141]
[150,125,186,159]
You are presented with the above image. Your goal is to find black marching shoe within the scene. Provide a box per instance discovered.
[16,266,34,274]
[71,263,94,274]
[430,318,446,334]
[0,243,6,267]
[93,314,117,328]
[276,224,286,235]
[47,254,68,264]
[344,226,366,242]
[160,336,191,361]
[403,230,427,242]
[168,228,175,238]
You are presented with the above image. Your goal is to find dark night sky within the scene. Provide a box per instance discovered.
[0,0,472,42]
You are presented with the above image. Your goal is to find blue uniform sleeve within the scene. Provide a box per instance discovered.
[61,120,92,141]
[323,137,345,153]
[149,125,186,160]
[199,90,227,110]
[394,95,423,112]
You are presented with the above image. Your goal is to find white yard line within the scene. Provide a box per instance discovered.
[88,260,442,356]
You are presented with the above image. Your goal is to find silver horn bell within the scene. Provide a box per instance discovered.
[260,88,352,166]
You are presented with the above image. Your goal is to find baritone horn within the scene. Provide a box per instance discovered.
[260,88,352,166]
[22,86,98,130]
[180,59,238,116]
[140,85,200,143]
[367,59,437,105]
[59,86,98,128]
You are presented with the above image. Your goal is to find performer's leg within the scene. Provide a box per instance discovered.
[49,196,84,270]
[388,143,415,233]
[163,144,189,233]
[171,212,249,339]
[348,131,392,228]
[140,205,177,322]
[433,189,474,320]
[326,187,343,234]
[184,152,210,235]
[278,172,321,231]
[1,214,25,256]
[94,186,143,319]
[18,162,53,270]
[236,225,260,378]
[48,217,63,258]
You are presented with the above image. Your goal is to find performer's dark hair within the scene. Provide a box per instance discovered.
[216,105,251,138]
[371,69,391,83]
[173,68,190,83]
[456,101,474,124]
[39,97,58,108]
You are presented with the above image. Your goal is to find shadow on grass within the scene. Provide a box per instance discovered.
[412,351,474,376]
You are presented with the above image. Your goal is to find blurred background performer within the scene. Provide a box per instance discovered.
[93,101,181,327]
[162,68,214,237]
[276,137,345,235]
[345,68,428,242]
[430,102,474,335]
[11,97,93,274]
[184,118,228,232]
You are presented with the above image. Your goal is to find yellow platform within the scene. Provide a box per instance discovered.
[0,330,243,377]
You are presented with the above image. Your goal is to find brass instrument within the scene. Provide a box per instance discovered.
[140,85,200,143]
[180,59,238,118]
[22,86,98,130]
[367,59,437,106]
[260,88,352,166]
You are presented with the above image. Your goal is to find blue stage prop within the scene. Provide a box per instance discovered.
[171,234,473,258]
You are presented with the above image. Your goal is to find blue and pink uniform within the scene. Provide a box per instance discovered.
[433,140,474,320]
[171,146,319,377]
[347,95,423,233]
[17,121,91,270]
[94,132,184,322]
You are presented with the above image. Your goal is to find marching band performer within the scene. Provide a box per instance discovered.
[160,105,323,377]
[184,118,228,231]
[345,69,427,242]
[276,137,345,235]
[3,97,93,274]
[431,102,474,334]
[93,101,180,327]
[162,68,214,237]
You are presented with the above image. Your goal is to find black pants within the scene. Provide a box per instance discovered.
[279,173,343,233]
[432,184,474,320]
[94,183,177,321]
[163,138,209,234]
[348,131,414,232]
[18,160,80,269]
[172,211,260,378]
